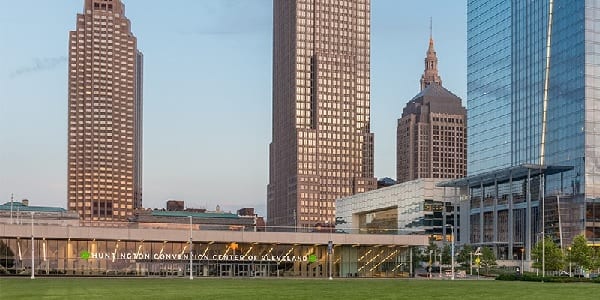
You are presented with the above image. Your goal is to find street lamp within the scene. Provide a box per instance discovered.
[446,224,455,280]
[429,250,433,279]
[439,252,442,278]
[537,231,545,278]
[31,212,34,280]
[567,246,572,277]
[188,216,193,280]
[326,220,333,280]
[541,169,547,279]
[520,248,524,275]
[469,251,473,276]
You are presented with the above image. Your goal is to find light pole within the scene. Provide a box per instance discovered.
[188,216,193,280]
[568,246,572,277]
[537,231,545,278]
[469,251,473,276]
[520,248,524,275]
[446,224,455,280]
[329,226,333,280]
[429,250,433,279]
[541,173,545,278]
[293,209,297,232]
[31,212,34,280]
[10,193,14,224]
[326,220,332,280]
[439,252,442,278]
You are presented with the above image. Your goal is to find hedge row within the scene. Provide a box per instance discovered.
[496,273,600,283]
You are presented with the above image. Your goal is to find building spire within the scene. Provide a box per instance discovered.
[429,17,435,52]
[420,19,442,91]
[430,16,432,40]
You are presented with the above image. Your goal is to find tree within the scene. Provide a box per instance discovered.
[410,247,424,276]
[570,234,592,272]
[480,246,496,274]
[441,244,451,265]
[422,241,439,265]
[531,236,564,271]
[591,247,600,272]
[457,244,474,268]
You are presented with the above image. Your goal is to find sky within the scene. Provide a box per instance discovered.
[0,0,466,217]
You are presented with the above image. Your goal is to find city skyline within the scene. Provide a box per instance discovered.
[0,1,467,217]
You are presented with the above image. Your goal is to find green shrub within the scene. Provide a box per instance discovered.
[496,273,600,283]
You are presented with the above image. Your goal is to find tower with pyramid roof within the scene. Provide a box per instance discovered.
[396,31,467,183]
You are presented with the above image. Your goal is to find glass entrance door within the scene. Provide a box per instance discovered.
[236,263,250,277]
[220,263,232,277]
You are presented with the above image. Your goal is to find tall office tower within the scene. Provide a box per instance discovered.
[460,0,600,259]
[67,0,143,221]
[396,36,466,183]
[268,0,376,229]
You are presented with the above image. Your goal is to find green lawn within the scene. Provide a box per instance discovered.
[0,278,598,300]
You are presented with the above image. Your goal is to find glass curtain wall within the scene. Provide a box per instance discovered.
[0,238,412,278]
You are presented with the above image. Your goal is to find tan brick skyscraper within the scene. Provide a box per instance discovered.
[268,0,376,229]
[67,0,143,221]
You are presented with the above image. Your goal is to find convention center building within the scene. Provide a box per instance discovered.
[0,201,427,278]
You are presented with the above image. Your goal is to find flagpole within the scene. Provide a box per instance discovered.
[31,212,35,279]
[10,193,14,224]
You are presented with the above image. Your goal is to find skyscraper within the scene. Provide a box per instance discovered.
[396,36,466,183]
[456,0,600,258]
[67,0,143,221]
[268,0,376,229]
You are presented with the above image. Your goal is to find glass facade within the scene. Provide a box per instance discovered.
[468,0,600,245]
[0,238,412,278]
[467,0,512,175]
[358,207,398,234]
[544,0,585,196]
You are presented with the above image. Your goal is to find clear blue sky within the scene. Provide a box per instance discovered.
[0,0,466,217]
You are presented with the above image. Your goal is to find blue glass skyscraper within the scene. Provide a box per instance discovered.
[455,0,600,263]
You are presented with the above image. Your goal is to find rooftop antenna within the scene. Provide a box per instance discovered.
[430,17,432,39]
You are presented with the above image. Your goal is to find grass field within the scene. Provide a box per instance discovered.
[0,277,598,300]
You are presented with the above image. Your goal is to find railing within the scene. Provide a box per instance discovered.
[0,218,434,236]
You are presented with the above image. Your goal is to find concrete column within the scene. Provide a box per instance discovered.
[479,182,484,245]
[293,247,300,276]
[90,241,97,274]
[493,177,498,255]
[67,241,74,275]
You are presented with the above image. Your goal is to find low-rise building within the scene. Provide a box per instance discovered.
[0,199,427,278]
[336,178,461,243]
[0,200,79,226]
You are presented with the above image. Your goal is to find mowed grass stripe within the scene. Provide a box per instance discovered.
[0,278,598,300]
